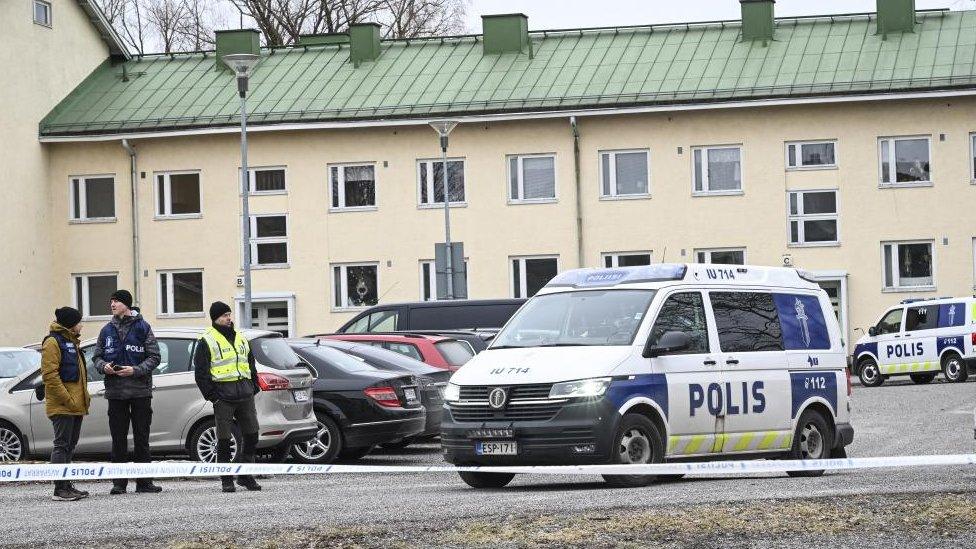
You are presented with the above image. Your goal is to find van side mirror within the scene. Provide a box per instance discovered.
[867,326,877,337]
[34,383,45,401]
[643,331,692,358]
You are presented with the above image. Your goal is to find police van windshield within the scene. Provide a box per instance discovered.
[491,290,656,349]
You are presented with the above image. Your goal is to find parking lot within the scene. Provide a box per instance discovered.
[3,377,976,548]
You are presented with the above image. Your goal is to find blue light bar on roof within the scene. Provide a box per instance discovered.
[545,264,688,289]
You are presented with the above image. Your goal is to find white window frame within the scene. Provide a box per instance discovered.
[694,248,747,265]
[786,189,840,247]
[972,237,976,290]
[785,140,837,170]
[419,258,470,301]
[71,272,118,321]
[249,214,288,268]
[33,0,51,27]
[881,240,936,292]
[509,255,559,299]
[599,149,651,199]
[68,174,117,223]
[154,170,202,219]
[416,158,466,208]
[157,269,205,318]
[243,166,287,195]
[331,262,380,311]
[507,153,557,203]
[970,132,976,185]
[691,145,743,196]
[601,251,653,268]
[878,135,932,188]
[329,162,378,211]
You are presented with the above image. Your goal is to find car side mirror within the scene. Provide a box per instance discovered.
[34,383,45,401]
[643,331,692,359]
[867,326,878,337]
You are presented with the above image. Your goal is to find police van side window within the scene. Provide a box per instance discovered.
[649,292,709,353]
[711,292,784,352]
[905,305,938,332]
[876,309,903,335]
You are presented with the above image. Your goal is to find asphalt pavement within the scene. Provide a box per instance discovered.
[3,376,976,548]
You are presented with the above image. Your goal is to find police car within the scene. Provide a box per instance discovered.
[441,264,853,488]
[852,296,976,387]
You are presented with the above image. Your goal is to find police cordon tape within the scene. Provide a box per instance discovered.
[2,454,976,482]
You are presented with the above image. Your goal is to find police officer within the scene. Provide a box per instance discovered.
[194,301,262,493]
[41,307,91,501]
[92,289,162,494]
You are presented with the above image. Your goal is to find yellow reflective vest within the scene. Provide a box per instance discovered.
[202,327,251,383]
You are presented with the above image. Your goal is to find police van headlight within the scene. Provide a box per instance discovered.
[549,378,612,399]
[443,382,461,402]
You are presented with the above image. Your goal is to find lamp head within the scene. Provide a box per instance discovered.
[428,120,459,138]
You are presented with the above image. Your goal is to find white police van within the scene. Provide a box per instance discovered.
[852,297,976,387]
[441,264,853,488]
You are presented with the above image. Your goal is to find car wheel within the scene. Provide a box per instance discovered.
[942,353,968,383]
[786,409,833,478]
[380,437,415,451]
[909,373,937,384]
[290,413,342,464]
[188,419,239,463]
[457,470,516,489]
[0,421,26,462]
[857,359,884,387]
[338,445,374,460]
[602,413,663,488]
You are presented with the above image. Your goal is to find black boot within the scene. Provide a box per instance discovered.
[221,476,236,493]
[110,480,127,495]
[53,481,82,502]
[135,480,162,493]
[236,433,262,491]
[217,438,235,493]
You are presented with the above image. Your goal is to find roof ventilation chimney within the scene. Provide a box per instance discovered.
[298,33,350,46]
[876,0,916,36]
[215,29,261,72]
[740,0,775,44]
[349,23,381,66]
[482,14,532,56]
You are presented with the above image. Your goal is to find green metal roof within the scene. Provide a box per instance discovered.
[41,9,976,137]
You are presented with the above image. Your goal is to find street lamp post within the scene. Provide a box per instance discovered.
[428,120,460,299]
[224,53,260,329]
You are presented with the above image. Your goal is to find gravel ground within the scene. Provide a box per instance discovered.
[2,376,975,548]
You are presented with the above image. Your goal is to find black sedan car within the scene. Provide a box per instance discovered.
[287,340,426,463]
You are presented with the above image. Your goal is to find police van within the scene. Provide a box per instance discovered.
[852,297,976,387]
[441,264,853,488]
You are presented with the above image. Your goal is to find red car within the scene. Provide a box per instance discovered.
[318,333,475,371]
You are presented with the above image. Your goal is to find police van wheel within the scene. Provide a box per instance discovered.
[786,410,832,478]
[857,359,883,387]
[909,373,937,384]
[602,414,663,488]
[458,470,516,489]
[942,354,968,383]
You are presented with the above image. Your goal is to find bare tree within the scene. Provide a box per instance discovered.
[98,0,148,54]
[146,0,191,53]
[177,0,223,50]
[381,0,466,39]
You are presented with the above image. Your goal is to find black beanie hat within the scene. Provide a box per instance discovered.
[110,289,133,309]
[209,301,232,322]
[55,307,83,329]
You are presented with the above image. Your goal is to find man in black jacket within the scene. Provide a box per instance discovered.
[194,301,262,493]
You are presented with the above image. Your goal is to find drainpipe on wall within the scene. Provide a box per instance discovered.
[121,139,140,307]
[570,116,584,268]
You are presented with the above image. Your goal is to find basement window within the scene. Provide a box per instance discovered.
[33,1,52,27]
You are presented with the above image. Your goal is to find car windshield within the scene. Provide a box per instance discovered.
[492,290,656,349]
[304,346,379,374]
[0,350,40,378]
[251,337,300,369]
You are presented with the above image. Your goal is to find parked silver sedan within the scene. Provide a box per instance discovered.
[0,329,316,462]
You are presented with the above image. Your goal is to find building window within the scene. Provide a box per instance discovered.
[508,154,556,202]
[879,136,931,186]
[155,172,201,217]
[970,133,975,184]
[787,190,839,246]
[601,149,649,198]
[330,164,376,209]
[158,270,204,316]
[693,146,742,194]
[69,176,115,221]
[246,167,286,194]
[511,256,558,298]
[420,259,469,301]
[417,159,465,206]
[249,215,288,266]
[72,273,118,320]
[33,0,51,26]
[695,248,745,265]
[786,141,836,169]
[603,252,652,268]
[333,264,379,309]
[883,241,934,290]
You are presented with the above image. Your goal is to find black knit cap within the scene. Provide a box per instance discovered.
[209,301,232,322]
[55,307,83,329]
[110,289,133,309]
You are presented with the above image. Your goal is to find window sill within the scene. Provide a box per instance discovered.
[692,190,744,197]
[69,217,118,225]
[82,315,112,322]
[330,206,378,213]
[786,165,838,172]
[599,194,651,201]
[246,190,288,197]
[157,312,206,319]
[33,21,52,29]
[878,182,933,189]
[882,286,936,293]
[788,242,841,248]
[249,263,290,270]
[418,203,467,210]
[507,198,557,205]
[154,214,203,221]
[331,306,372,313]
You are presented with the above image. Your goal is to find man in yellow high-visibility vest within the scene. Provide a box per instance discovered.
[193,301,261,493]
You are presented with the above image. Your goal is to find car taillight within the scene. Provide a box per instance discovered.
[971,332,976,346]
[845,368,852,397]
[364,386,401,408]
[257,372,290,391]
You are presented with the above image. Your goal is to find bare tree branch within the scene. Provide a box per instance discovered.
[146,0,191,53]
